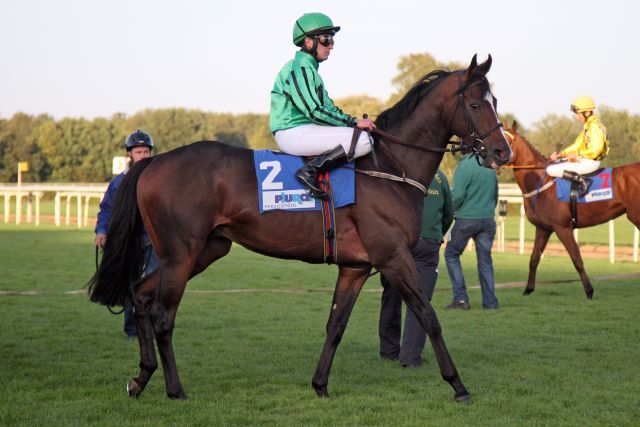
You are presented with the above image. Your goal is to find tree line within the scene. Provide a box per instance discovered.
[1,53,638,183]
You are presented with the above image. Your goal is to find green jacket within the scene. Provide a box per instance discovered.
[451,154,498,219]
[421,170,454,242]
[270,51,356,133]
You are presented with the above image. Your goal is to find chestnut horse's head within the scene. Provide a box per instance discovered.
[502,120,548,167]
[445,54,512,168]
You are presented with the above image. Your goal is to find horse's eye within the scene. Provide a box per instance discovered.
[470,103,480,110]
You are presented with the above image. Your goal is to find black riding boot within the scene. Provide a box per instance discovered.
[562,171,592,197]
[296,145,348,199]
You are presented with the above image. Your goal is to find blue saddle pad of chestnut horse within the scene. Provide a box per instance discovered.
[555,168,614,203]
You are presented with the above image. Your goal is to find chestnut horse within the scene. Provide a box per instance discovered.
[504,121,640,298]
[88,55,511,402]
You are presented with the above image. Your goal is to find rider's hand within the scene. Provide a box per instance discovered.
[549,151,559,161]
[566,153,578,162]
[356,118,376,130]
[95,233,106,248]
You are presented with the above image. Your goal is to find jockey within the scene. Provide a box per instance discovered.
[547,96,610,196]
[270,12,375,199]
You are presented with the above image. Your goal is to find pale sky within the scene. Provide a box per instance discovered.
[2,0,638,128]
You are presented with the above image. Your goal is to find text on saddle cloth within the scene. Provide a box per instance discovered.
[555,168,614,203]
[253,150,355,213]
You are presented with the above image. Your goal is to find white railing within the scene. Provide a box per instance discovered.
[0,183,107,229]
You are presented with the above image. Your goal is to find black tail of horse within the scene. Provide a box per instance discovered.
[87,157,154,307]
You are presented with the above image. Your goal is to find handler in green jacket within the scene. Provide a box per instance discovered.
[444,154,499,310]
[270,12,374,199]
[378,170,454,367]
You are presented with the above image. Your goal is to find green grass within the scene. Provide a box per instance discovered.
[1,225,639,425]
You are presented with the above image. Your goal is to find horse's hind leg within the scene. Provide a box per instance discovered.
[524,227,552,295]
[312,265,370,397]
[381,252,470,402]
[555,226,594,299]
[127,271,162,398]
[153,236,231,400]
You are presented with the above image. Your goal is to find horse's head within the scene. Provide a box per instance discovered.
[502,120,547,167]
[445,54,512,169]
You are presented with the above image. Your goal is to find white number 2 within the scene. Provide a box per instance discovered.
[259,161,284,190]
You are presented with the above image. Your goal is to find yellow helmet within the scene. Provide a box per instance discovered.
[570,96,596,113]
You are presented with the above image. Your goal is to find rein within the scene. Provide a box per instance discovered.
[371,128,465,154]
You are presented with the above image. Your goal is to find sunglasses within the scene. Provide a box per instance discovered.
[316,34,334,47]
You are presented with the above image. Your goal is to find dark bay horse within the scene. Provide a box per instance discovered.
[88,55,511,402]
[504,121,640,298]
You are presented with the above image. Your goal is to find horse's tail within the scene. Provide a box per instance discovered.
[87,157,154,307]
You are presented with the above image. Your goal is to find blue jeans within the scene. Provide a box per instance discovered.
[444,218,498,309]
[124,243,159,336]
[379,238,441,365]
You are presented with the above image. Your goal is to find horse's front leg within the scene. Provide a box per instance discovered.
[312,265,371,397]
[381,251,470,402]
[524,227,552,295]
[555,226,594,299]
[127,271,161,398]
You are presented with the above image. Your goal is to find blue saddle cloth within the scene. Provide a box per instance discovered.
[555,168,614,203]
[253,150,355,213]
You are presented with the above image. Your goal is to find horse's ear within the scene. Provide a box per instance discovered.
[465,54,478,79]
[475,54,492,76]
[512,120,518,132]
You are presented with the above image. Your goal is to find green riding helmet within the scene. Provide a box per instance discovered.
[292,13,340,46]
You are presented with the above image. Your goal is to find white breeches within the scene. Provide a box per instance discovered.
[546,157,600,177]
[275,124,373,158]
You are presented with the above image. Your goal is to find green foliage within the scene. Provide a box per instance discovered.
[387,53,464,108]
[0,110,275,182]
[334,94,385,119]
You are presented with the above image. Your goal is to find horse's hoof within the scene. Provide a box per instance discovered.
[454,391,472,403]
[312,383,329,398]
[126,378,142,398]
[587,293,594,300]
[523,289,533,296]
[168,390,188,400]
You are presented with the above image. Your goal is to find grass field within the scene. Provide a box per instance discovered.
[1,225,639,425]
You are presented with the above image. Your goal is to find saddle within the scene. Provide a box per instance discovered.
[556,168,613,228]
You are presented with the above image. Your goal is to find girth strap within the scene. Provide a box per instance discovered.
[317,171,337,264]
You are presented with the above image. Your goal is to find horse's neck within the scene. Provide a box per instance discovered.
[513,138,548,192]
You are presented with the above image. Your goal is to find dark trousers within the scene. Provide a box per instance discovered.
[378,238,441,366]
[124,244,159,336]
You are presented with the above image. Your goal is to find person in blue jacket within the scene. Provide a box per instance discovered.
[95,130,158,337]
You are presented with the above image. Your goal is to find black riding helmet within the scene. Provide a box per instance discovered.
[124,130,154,151]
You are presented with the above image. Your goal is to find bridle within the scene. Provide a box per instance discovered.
[454,77,504,160]
[500,130,549,170]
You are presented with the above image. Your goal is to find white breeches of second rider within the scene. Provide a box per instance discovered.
[546,157,600,177]
[275,124,373,158]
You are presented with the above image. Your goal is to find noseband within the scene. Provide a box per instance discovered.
[453,77,503,160]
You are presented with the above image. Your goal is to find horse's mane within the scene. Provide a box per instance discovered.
[376,70,451,130]
[514,130,548,161]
